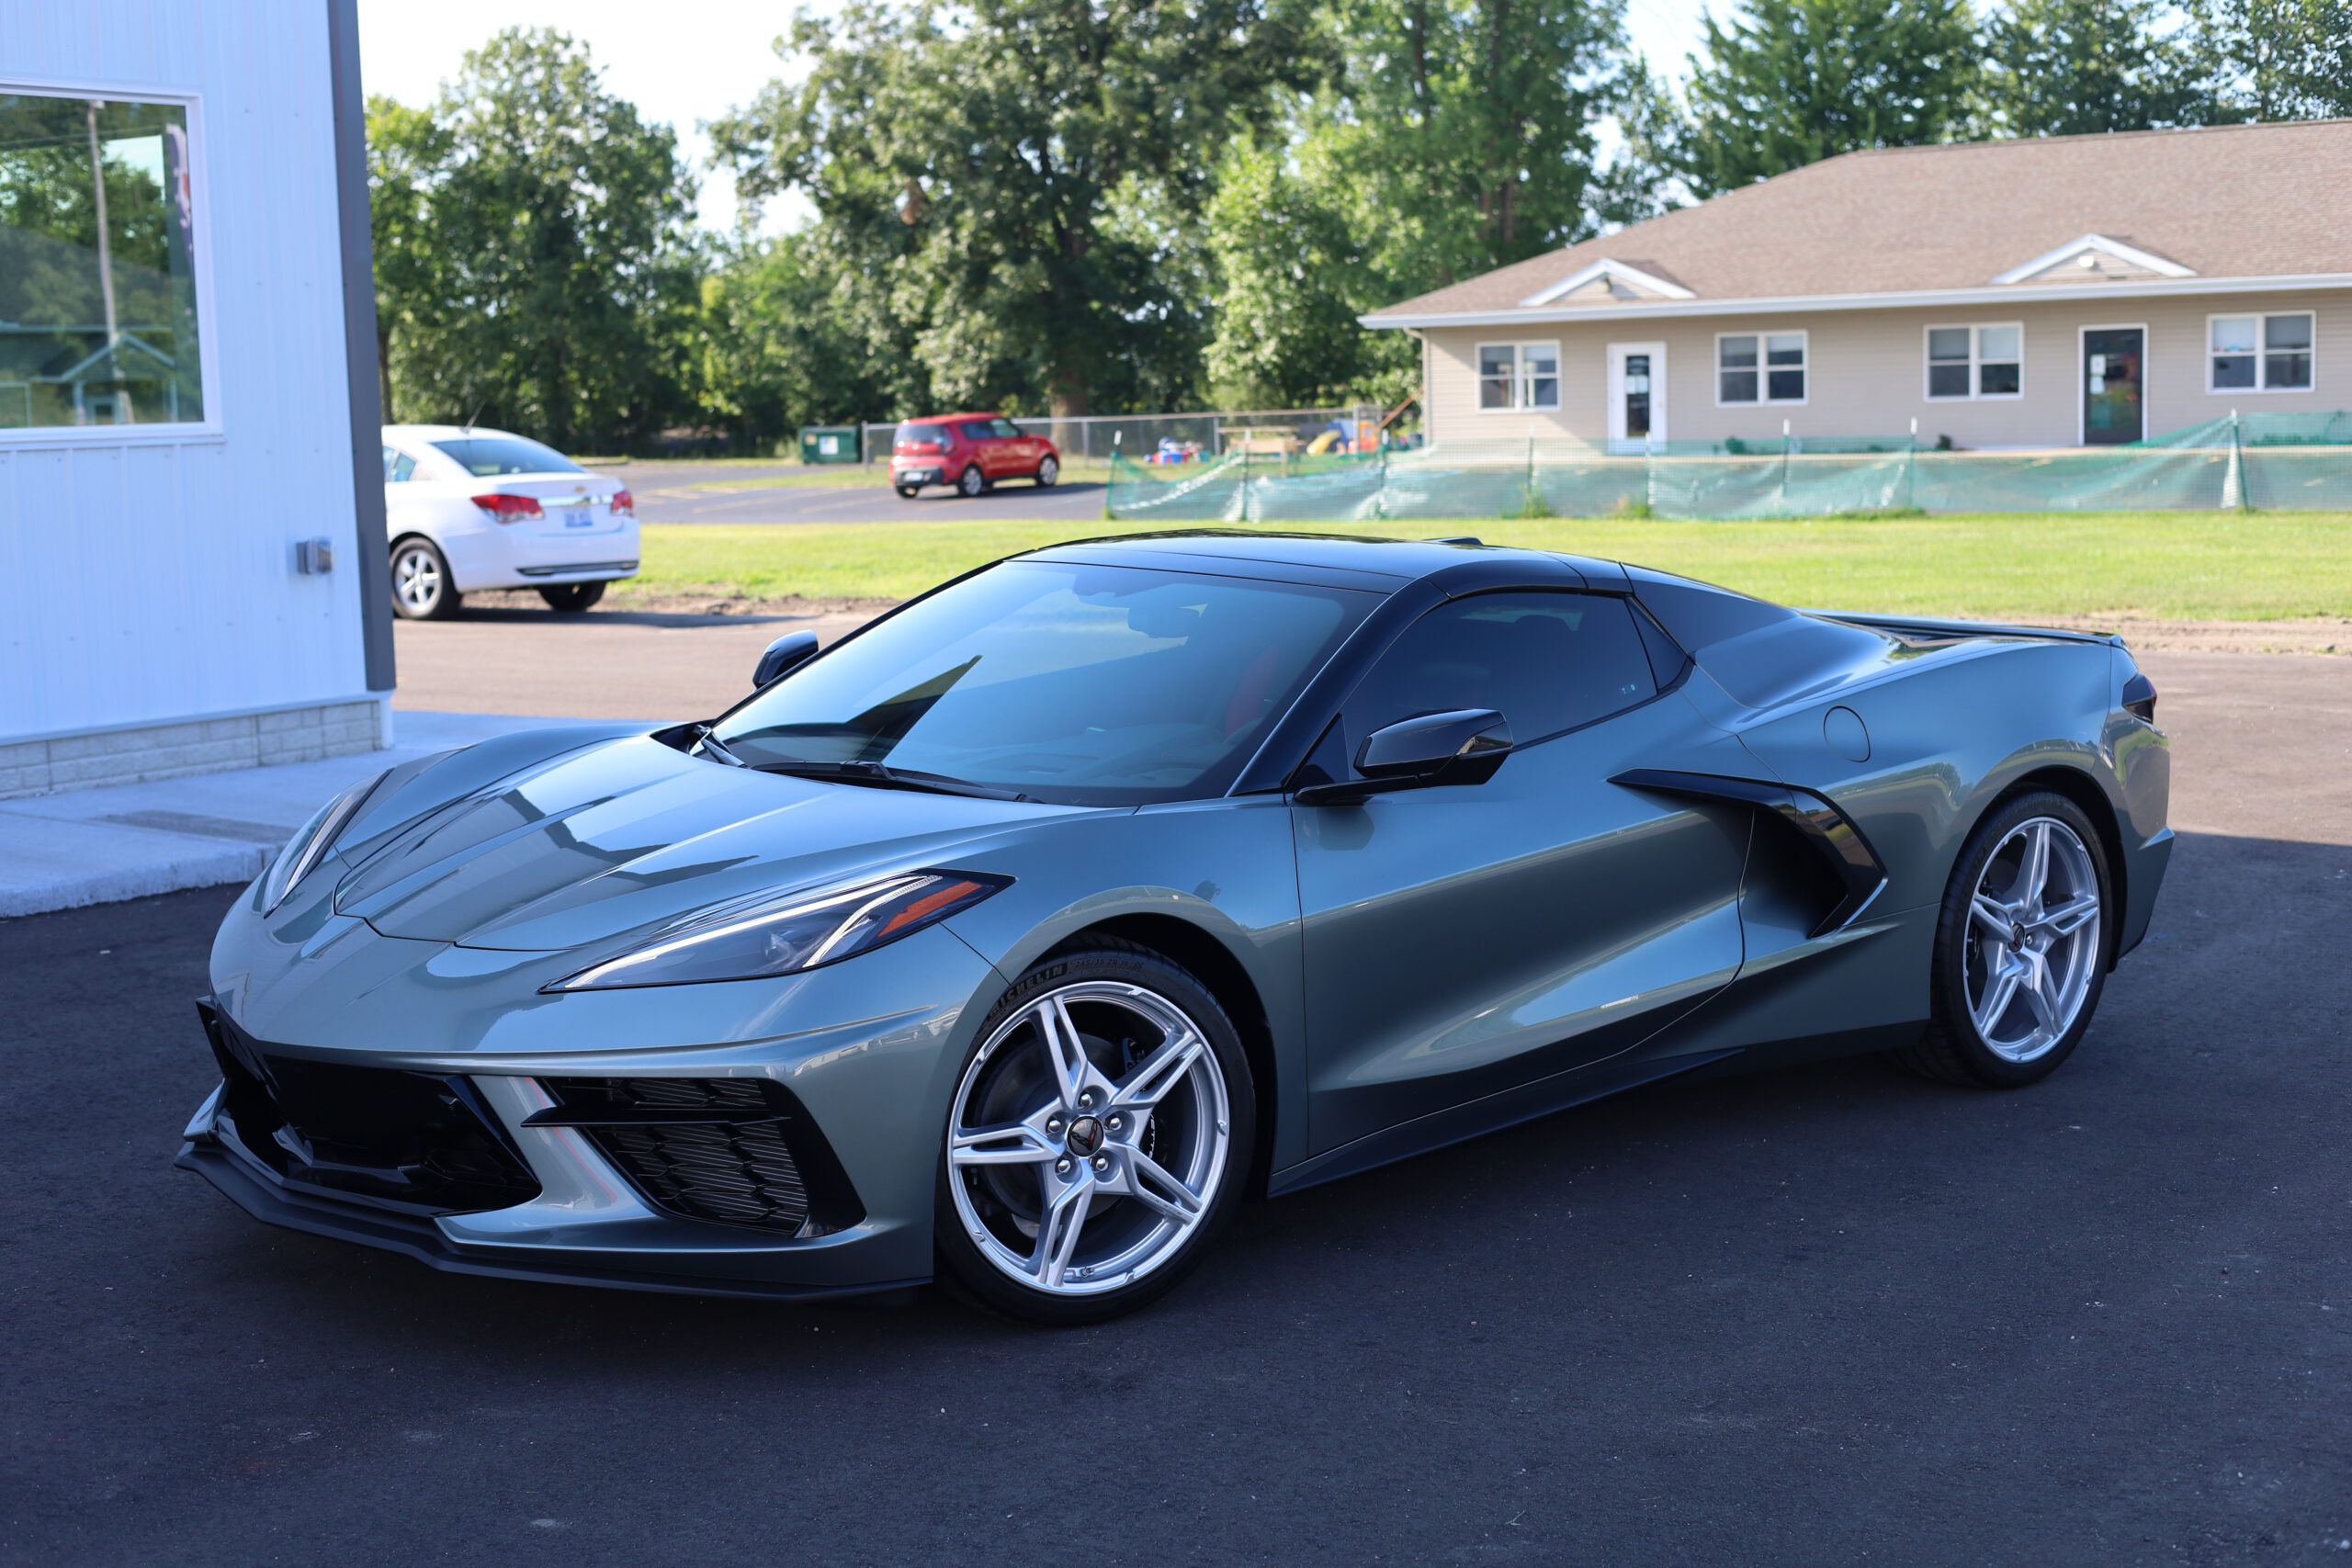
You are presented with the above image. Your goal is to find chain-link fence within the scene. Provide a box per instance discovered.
[859,406,1390,464]
[1105,412,2352,521]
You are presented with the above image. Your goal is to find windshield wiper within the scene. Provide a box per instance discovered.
[694,728,751,768]
[750,759,1030,802]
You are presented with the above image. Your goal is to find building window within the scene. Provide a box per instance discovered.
[1926,323,2022,400]
[1718,333,1805,404]
[2210,313,2313,392]
[0,90,207,432]
[1476,342,1561,411]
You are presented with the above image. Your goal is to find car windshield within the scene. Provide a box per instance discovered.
[431,435,585,476]
[897,423,944,446]
[708,560,1374,804]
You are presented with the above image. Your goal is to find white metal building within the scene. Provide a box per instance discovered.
[0,0,392,801]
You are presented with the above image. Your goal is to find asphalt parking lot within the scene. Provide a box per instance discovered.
[605,459,1108,525]
[5,648,2348,1567]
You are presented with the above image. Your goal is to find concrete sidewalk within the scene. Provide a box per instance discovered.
[0,711,641,918]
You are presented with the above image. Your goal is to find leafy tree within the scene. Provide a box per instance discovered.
[2180,0,2352,120]
[1318,0,1655,290]
[1978,0,2201,135]
[686,229,924,449]
[366,28,697,450]
[712,0,1322,419]
[1200,141,1365,407]
[1680,0,1978,193]
[1198,0,1665,411]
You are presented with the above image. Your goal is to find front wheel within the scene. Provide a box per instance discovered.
[537,581,605,613]
[1034,455,1059,488]
[957,464,987,498]
[390,537,460,620]
[936,941,1254,1325]
[1889,791,2113,1088]
[895,484,920,499]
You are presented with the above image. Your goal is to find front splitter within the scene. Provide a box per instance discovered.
[177,1136,927,1304]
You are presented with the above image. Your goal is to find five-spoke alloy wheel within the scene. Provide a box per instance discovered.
[1894,791,2113,1088]
[1034,455,1059,489]
[937,943,1251,1323]
[957,464,987,498]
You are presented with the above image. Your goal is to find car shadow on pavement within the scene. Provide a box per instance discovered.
[11,828,2352,1563]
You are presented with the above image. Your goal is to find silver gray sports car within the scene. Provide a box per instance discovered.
[181,531,2172,1323]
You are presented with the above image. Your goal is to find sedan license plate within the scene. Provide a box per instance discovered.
[563,506,594,528]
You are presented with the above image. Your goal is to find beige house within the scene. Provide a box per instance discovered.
[1364,119,2352,451]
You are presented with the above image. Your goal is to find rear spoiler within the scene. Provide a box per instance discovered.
[1800,609,2124,649]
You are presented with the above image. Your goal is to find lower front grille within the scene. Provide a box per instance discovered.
[535,1077,865,1237]
[198,1001,541,1215]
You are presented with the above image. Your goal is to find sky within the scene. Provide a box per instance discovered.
[356,0,1717,234]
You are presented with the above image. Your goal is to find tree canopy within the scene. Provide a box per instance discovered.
[361,5,2352,454]
[367,28,696,450]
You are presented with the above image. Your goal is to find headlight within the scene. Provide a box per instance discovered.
[543,870,1010,992]
[260,770,390,913]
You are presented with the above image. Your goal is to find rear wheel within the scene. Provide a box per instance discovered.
[390,537,459,620]
[958,464,987,498]
[1034,455,1059,488]
[1890,791,2112,1089]
[936,942,1253,1325]
[537,581,605,613]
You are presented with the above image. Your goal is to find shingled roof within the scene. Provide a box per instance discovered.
[1365,119,2352,323]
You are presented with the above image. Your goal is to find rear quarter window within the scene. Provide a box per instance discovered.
[430,436,584,477]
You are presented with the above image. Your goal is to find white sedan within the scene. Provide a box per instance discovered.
[380,425,639,619]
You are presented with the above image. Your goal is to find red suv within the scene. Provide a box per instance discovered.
[891,414,1060,499]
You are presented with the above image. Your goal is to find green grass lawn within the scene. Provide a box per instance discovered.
[621,512,2352,620]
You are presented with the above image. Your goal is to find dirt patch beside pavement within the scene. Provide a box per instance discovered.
[481,588,2352,658]
[481,588,901,622]
[1939,614,2351,655]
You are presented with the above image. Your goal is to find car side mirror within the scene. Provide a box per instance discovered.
[1295,709,1513,806]
[753,631,820,688]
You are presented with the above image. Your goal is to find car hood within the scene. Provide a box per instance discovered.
[331,735,1084,951]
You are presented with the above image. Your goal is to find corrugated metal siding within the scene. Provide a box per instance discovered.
[0,2,369,744]
[1419,290,2349,449]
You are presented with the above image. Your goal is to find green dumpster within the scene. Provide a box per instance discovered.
[798,425,863,465]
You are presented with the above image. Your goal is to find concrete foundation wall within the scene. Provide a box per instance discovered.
[0,698,387,801]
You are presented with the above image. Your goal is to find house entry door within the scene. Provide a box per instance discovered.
[1608,343,1666,450]
[2083,328,2144,445]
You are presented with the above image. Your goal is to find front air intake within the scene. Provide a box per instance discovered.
[527,1077,864,1237]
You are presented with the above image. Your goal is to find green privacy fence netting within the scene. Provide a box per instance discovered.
[1103,412,2352,522]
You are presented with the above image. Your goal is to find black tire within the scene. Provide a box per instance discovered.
[1034,455,1059,488]
[537,581,605,613]
[390,536,460,621]
[895,484,921,499]
[957,464,988,498]
[1887,790,2115,1089]
[934,939,1255,1325]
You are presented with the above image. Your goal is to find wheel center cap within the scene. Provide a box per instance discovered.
[1067,1115,1104,1156]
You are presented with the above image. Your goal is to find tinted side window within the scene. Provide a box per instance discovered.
[1345,592,1657,752]
[959,422,999,441]
[992,418,1023,438]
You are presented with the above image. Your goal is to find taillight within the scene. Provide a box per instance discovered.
[2121,671,2158,724]
[611,489,634,516]
[473,493,543,524]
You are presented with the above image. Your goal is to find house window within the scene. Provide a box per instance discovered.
[0,89,207,432]
[2210,313,2313,392]
[1718,333,1805,404]
[1476,342,1560,412]
[1926,324,2023,400]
